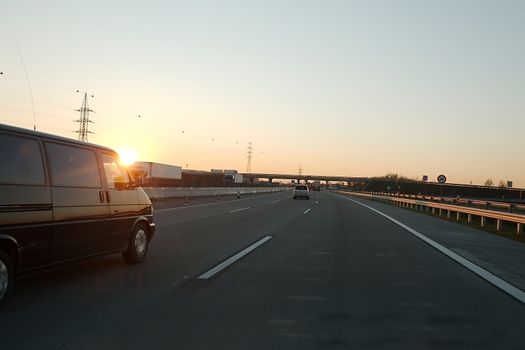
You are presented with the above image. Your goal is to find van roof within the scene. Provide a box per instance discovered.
[0,123,115,153]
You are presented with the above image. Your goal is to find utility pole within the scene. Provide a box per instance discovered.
[246,142,253,173]
[75,92,94,142]
[298,164,303,184]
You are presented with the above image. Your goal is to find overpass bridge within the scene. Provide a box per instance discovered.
[241,172,370,185]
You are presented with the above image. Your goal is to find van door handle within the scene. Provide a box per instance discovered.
[99,191,105,203]
[105,191,111,203]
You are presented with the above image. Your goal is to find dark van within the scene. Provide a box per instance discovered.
[0,124,155,305]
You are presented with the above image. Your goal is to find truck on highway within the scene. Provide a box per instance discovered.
[130,161,182,187]
[223,170,244,185]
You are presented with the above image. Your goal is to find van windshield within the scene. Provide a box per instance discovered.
[295,186,307,190]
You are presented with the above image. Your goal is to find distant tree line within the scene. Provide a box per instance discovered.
[484,179,509,188]
[373,173,418,182]
[375,174,509,189]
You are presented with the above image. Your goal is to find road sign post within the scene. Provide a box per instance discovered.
[437,175,447,197]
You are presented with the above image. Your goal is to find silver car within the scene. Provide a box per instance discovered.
[293,185,310,200]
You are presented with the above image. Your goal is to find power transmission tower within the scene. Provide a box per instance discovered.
[246,142,253,173]
[298,164,303,184]
[75,92,94,142]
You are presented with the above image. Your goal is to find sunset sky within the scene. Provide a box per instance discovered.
[1,1,524,186]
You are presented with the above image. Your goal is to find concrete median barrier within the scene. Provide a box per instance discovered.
[142,187,289,200]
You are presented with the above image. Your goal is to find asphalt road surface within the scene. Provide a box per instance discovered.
[2,190,525,349]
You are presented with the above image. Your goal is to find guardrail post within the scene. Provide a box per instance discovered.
[481,216,486,227]
[518,223,523,235]
[439,208,443,216]
[447,210,451,219]
[467,214,472,223]
[496,219,502,231]
[432,207,436,214]
[456,212,461,221]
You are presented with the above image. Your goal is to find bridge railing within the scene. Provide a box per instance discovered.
[337,191,525,235]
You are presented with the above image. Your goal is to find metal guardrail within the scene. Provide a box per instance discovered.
[369,192,525,213]
[339,191,525,234]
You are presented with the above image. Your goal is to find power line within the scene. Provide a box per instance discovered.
[1,78,266,170]
[10,30,36,131]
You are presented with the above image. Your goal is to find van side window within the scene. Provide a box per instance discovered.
[101,153,130,188]
[0,133,45,185]
[46,143,101,188]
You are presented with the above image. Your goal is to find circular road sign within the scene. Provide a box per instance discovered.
[437,175,447,184]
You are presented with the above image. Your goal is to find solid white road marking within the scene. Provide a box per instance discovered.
[198,236,273,279]
[303,208,312,214]
[230,207,251,213]
[342,195,525,305]
[272,199,281,203]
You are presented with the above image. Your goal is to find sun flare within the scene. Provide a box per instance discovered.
[117,148,137,167]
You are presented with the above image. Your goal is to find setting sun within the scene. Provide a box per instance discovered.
[117,148,137,167]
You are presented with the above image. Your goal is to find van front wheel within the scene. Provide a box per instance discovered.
[123,223,149,264]
[0,248,13,307]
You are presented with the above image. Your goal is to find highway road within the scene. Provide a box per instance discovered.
[2,190,525,349]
